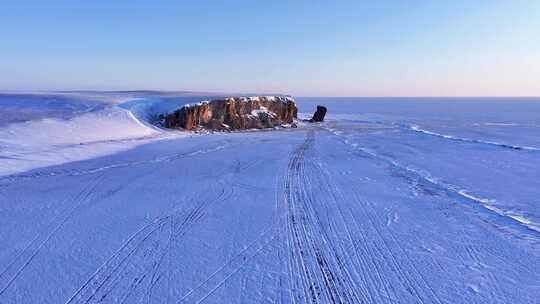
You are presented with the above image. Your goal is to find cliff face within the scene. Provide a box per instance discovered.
[164,96,298,131]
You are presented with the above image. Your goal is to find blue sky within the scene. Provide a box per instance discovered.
[1,0,539,96]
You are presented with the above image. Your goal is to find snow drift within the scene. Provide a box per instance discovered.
[0,93,182,176]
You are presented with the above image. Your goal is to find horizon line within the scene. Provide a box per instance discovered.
[0,89,539,99]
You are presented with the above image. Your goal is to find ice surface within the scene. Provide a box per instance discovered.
[0,95,539,303]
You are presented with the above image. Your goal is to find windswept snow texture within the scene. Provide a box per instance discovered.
[0,95,539,303]
[0,93,216,176]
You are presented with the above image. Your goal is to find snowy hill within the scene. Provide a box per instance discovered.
[0,92,192,176]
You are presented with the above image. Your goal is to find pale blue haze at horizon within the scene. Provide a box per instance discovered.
[1,0,539,96]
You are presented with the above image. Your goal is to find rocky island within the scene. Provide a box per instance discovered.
[164,96,298,131]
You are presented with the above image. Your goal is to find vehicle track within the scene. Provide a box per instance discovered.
[0,141,231,185]
[65,179,234,304]
[174,159,284,304]
[308,159,399,303]
[64,150,270,303]
[325,125,540,241]
[323,124,530,303]
[0,173,106,296]
[283,130,365,303]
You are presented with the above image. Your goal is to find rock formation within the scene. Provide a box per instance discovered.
[310,105,327,122]
[164,96,298,131]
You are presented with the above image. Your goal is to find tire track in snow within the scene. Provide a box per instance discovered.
[0,173,106,296]
[175,159,285,304]
[283,130,366,303]
[0,141,231,185]
[65,180,234,304]
[308,158,399,303]
[173,228,278,303]
[326,126,540,241]
[65,150,266,304]
[351,190,444,304]
[312,149,445,303]
[300,161,371,303]
[190,233,278,304]
[326,125,533,302]
[292,129,443,303]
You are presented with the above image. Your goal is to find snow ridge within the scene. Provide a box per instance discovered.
[407,124,540,151]
[327,127,540,239]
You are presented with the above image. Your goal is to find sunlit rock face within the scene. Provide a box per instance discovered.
[164,96,297,131]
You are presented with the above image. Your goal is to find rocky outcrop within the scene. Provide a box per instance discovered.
[310,105,327,122]
[164,96,298,131]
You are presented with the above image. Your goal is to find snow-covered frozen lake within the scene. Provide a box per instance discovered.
[0,93,539,303]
